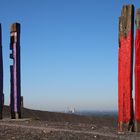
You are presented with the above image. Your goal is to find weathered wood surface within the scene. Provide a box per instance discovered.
[0,24,4,120]
[118,5,134,132]
[135,8,140,132]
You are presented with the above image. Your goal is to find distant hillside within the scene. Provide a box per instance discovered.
[2,105,117,127]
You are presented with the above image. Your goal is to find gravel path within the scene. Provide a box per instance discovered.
[0,122,118,138]
[0,121,140,140]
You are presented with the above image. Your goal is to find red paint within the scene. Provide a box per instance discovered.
[135,29,140,121]
[118,31,133,123]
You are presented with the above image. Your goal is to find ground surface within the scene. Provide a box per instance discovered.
[0,106,139,140]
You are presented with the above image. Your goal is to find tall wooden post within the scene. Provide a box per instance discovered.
[0,24,4,119]
[10,23,21,119]
[135,9,140,132]
[118,5,134,132]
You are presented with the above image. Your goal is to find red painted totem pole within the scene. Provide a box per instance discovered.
[135,9,140,132]
[118,5,134,132]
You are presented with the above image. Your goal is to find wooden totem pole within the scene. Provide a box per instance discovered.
[10,23,21,119]
[118,5,134,132]
[0,24,4,119]
[135,9,140,132]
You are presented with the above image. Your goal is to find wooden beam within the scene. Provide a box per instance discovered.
[118,5,134,133]
[135,8,140,132]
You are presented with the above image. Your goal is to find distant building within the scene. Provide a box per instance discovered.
[67,108,76,114]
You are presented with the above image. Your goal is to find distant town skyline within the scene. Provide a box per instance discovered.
[0,0,139,111]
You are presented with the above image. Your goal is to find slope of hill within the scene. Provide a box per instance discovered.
[0,106,139,140]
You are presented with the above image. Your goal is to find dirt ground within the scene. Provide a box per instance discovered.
[0,106,139,140]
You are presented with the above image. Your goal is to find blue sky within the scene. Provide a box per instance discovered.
[0,0,139,111]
